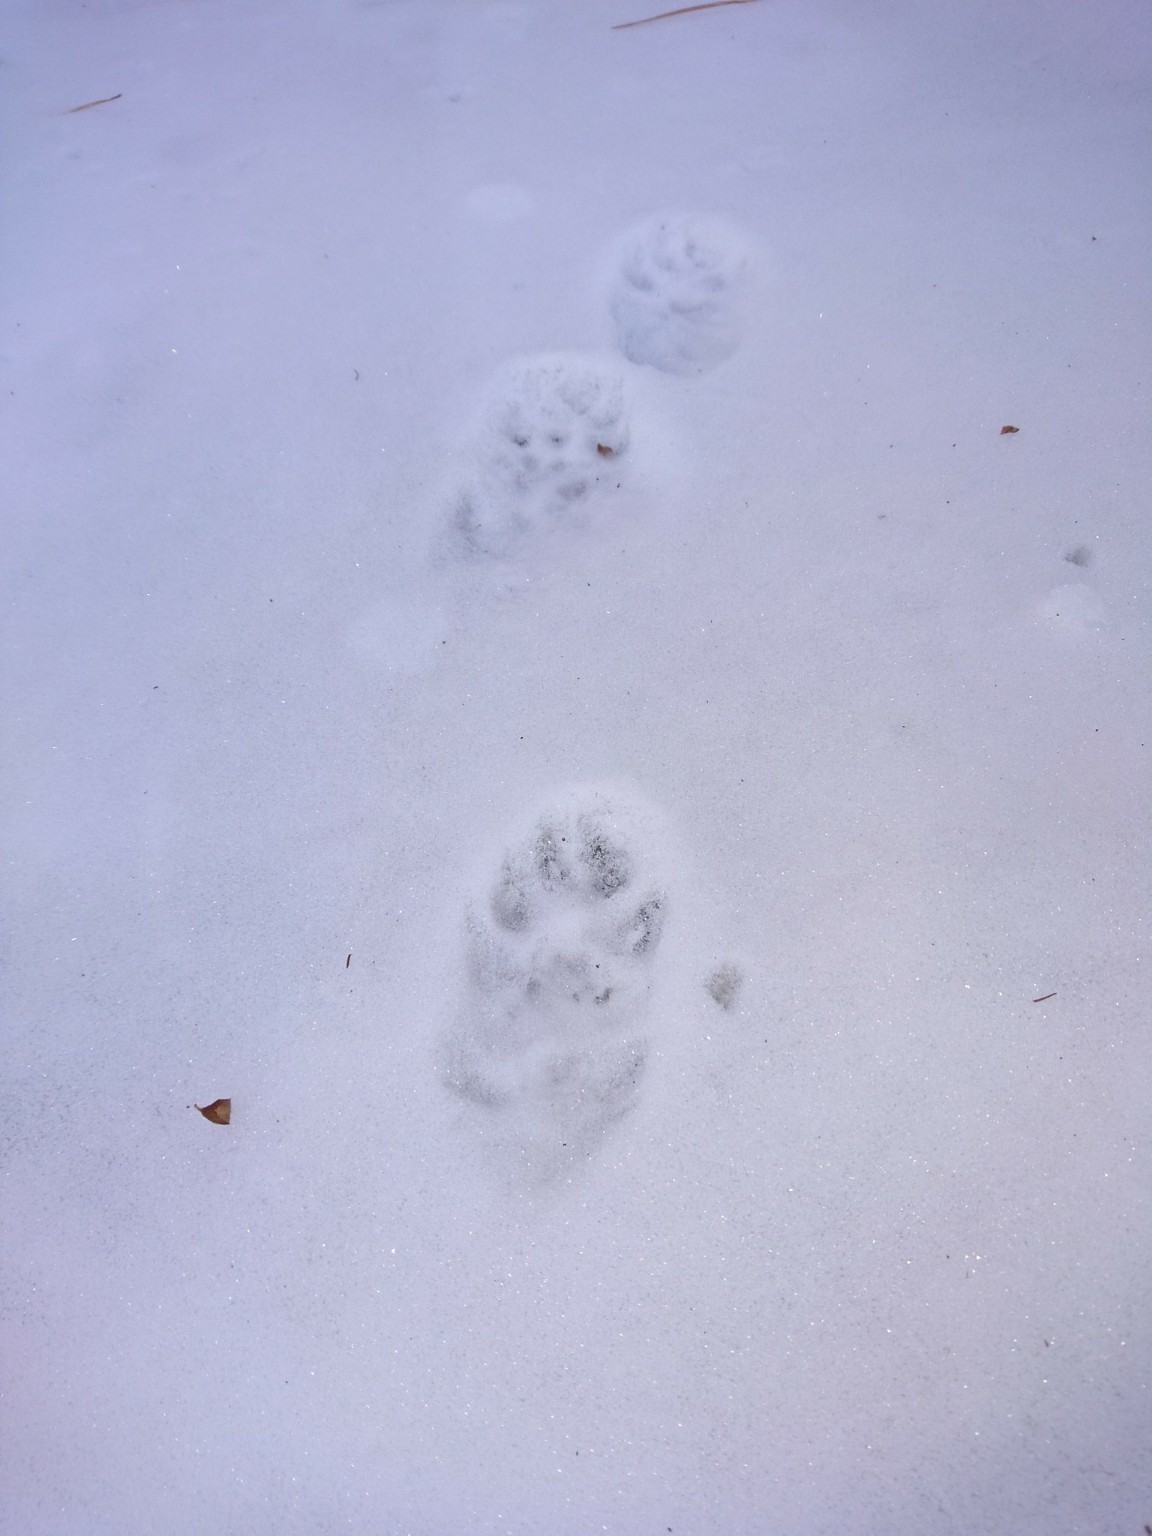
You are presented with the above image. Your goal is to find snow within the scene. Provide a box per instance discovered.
[2,0,1149,1532]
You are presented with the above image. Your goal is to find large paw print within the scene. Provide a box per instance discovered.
[442,788,667,1186]
[608,213,752,376]
[447,354,630,559]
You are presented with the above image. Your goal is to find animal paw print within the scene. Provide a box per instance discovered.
[608,213,751,376]
[442,788,667,1185]
[447,354,630,559]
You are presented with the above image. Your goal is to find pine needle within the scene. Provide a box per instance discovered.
[66,93,122,113]
[612,0,759,31]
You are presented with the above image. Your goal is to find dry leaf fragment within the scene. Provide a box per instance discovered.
[1000,424,1020,434]
[596,443,615,458]
[612,0,758,28]
[195,1098,231,1125]
[66,93,122,113]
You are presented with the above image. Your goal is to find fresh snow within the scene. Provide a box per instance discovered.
[2,1,1150,1532]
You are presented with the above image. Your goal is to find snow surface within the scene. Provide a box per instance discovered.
[2,0,1150,1532]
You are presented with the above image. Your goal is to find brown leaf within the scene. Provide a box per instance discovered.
[1000,424,1020,434]
[596,443,615,458]
[195,1098,231,1125]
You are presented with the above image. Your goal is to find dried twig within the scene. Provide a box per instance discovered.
[612,0,759,31]
[1032,992,1056,1003]
[66,93,122,113]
